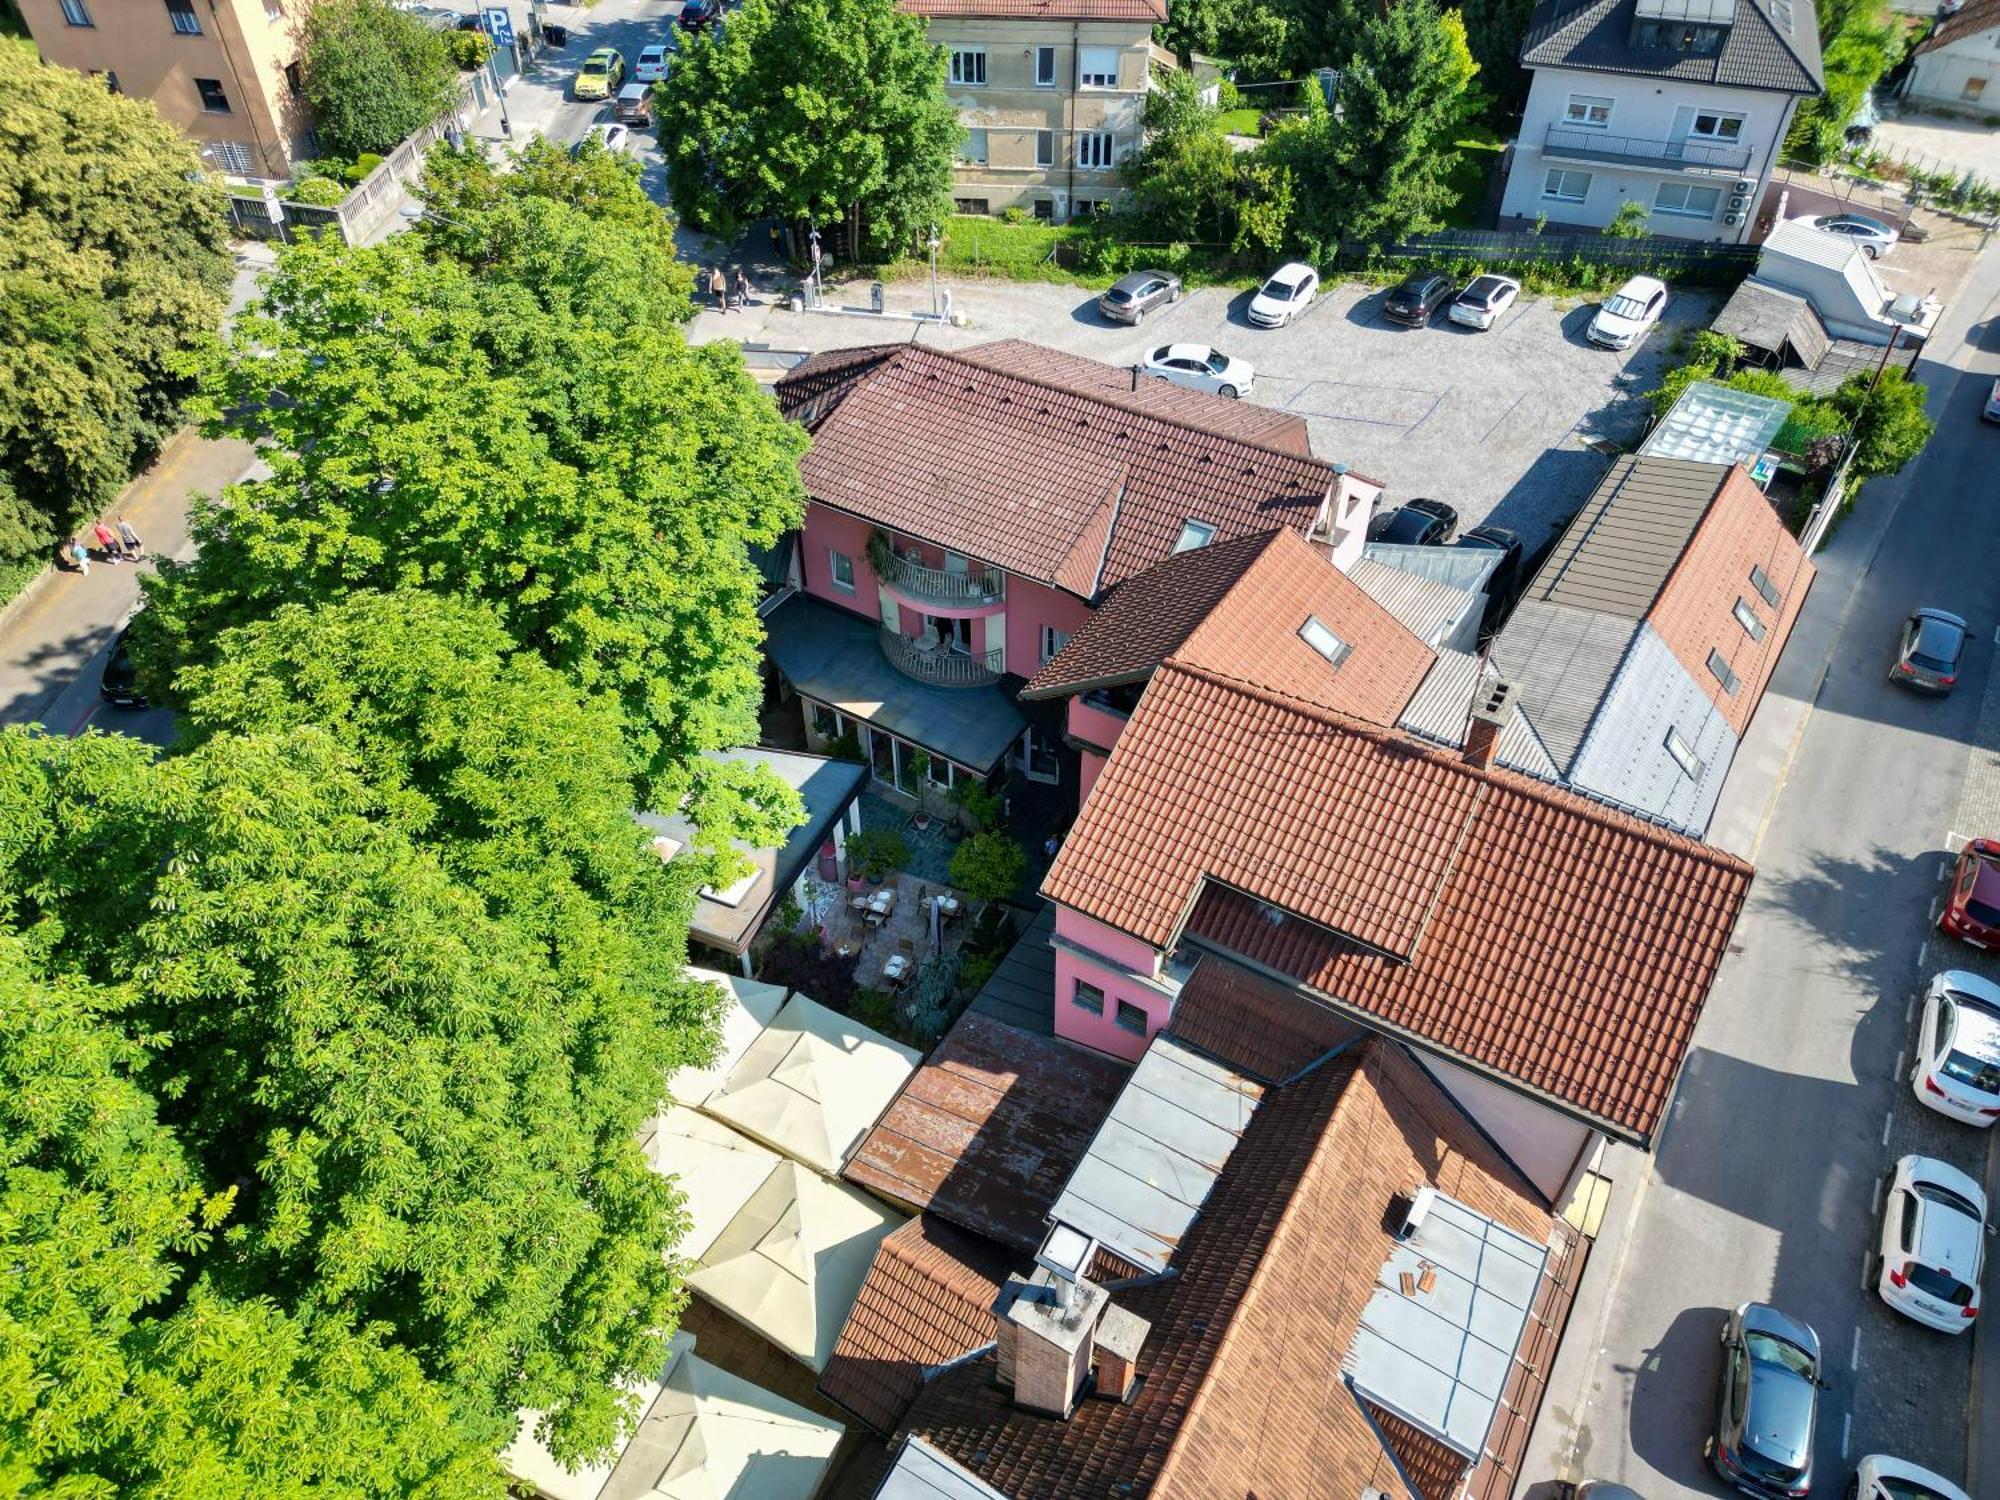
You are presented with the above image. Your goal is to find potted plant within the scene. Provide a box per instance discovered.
[907,751,933,827]
[948,831,1028,909]
[848,828,910,885]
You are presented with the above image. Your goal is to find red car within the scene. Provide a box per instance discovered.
[1940,839,2000,948]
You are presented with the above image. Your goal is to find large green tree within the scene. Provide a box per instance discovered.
[1124,71,1291,251]
[1833,364,1933,478]
[1786,0,1898,165]
[301,0,461,161]
[655,0,960,260]
[1460,0,1539,111]
[0,47,229,565]
[1156,0,1293,75]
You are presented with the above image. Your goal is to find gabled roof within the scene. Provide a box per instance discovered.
[1711,279,1833,369]
[775,343,1342,596]
[1167,955,1360,1084]
[1025,528,1435,725]
[1042,663,1752,1141]
[901,0,1165,17]
[1521,0,1823,92]
[1916,0,2000,52]
[1525,455,1729,618]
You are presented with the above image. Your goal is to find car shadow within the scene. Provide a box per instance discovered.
[1618,1305,1724,1493]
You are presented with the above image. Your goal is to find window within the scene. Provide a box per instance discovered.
[1035,44,1057,86]
[102,70,120,92]
[264,0,282,16]
[1079,46,1119,87]
[1707,649,1740,696]
[59,0,92,25]
[1040,626,1072,664]
[954,197,990,215]
[1655,182,1722,218]
[1033,197,1055,221]
[1073,979,1105,1016]
[1077,132,1114,169]
[1299,615,1351,667]
[1035,129,1055,167]
[1073,199,1107,217]
[1635,19,1724,52]
[285,61,303,97]
[194,77,231,113]
[1733,597,1766,641]
[1172,518,1215,553]
[926,755,954,789]
[829,550,855,592]
[1963,76,1987,100]
[810,701,838,737]
[1665,726,1703,779]
[1564,94,1614,127]
[1690,111,1745,141]
[957,128,988,165]
[949,47,986,86]
[1543,168,1591,203]
[1748,564,1782,608]
[209,140,254,173]
[1114,999,1148,1035]
[165,0,202,33]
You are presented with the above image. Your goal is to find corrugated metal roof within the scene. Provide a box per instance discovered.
[1365,543,1503,595]
[1711,280,1832,367]
[1781,338,1881,397]
[1640,380,1791,467]
[1046,1037,1264,1277]
[871,1437,1011,1500]
[1348,557,1480,648]
[1566,624,1739,835]
[1761,217,1862,272]
[1488,601,1642,771]
[1397,650,1564,780]
[1523,456,1728,619]
[1345,1192,1548,1458]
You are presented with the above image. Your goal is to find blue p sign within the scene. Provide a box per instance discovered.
[482,6,515,46]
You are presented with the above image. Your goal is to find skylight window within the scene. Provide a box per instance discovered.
[1173,518,1217,553]
[1299,615,1351,667]
[1733,597,1766,641]
[1749,564,1782,609]
[1665,726,1703,779]
[1707,649,1740,696]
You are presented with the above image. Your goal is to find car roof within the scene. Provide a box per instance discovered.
[1267,261,1314,280]
[1614,275,1667,297]
[1114,269,1171,288]
[586,47,616,61]
[619,82,648,96]
[1161,342,1214,360]
[640,43,667,54]
[1744,1362,1815,1465]
[1915,612,1966,653]
[1463,274,1515,294]
[1914,607,1967,630]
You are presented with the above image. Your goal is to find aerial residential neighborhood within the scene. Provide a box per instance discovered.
[1,0,1997,1497]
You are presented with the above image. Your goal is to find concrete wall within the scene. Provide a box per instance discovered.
[1903,32,2000,110]
[1414,1052,1597,1204]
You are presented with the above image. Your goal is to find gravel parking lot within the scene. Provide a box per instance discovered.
[698,274,1718,551]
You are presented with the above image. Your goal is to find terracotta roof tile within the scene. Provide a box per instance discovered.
[841,1011,1130,1254]
[1045,664,1751,1141]
[774,344,1340,595]
[1167,956,1359,1083]
[817,1214,1017,1434]
[1917,0,2000,51]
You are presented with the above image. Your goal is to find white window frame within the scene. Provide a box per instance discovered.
[1654,181,1721,219]
[1665,727,1703,779]
[1035,44,1057,87]
[165,0,202,33]
[957,128,989,165]
[949,47,987,86]
[1689,110,1745,141]
[1035,129,1055,167]
[1040,625,1072,664]
[1299,615,1351,667]
[829,549,855,592]
[1543,168,1591,203]
[1733,597,1766,641]
[926,755,954,790]
[1077,132,1114,170]
[1079,46,1119,88]
[1749,565,1781,608]
[1564,93,1614,128]
[1173,519,1216,553]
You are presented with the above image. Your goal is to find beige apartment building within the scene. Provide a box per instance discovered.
[902,0,1166,221]
[18,0,312,179]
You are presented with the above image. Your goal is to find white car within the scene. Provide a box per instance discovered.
[1586,275,1668,350]
[1809,211,1898,259]
[579,123,630,154]
[1852,1455,1971,1500]
[1247,262,1319,327]
[1448,273,1521,331]
[1913,970,2000,1124]
[634,44,670,83]
[1142,342,1254,399]
[1875,1154,1985,1333]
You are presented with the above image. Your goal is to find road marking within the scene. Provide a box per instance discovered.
[1991,624,1998,646]
[1907,994,1917,1023]
[1872,1175,1884,1216]
[1942,857,1953,879]
[1896,1047,1908,1079]
[1931,897,1942,923]
[1842,1413,1852,1458]
[1882,1111,1894,1146]
[1918,939,1930,971]
[1850,1328,1862,1369]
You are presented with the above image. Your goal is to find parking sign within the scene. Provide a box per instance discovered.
[482,6,514,46]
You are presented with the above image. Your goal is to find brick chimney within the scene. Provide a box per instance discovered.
[996,1270,1108,1419]
[1465,679,1517,772]
[1092,1303,1151,1404]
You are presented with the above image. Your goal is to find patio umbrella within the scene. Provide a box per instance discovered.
[929,893,942,950]
[639,1107,782,1261]
[668,968,787,1107]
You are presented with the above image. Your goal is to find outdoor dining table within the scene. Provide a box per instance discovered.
[881,952,912,986]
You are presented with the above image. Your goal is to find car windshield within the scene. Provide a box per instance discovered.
[1739,1446,1807,1484]
[1880,1479,1959,1500]
[1744,1330,1816,1377]
[1940,1049,2000,1093]
[1604,294,1649,319]
[1906,1261,1973,1303]
[1968,897,2000,926]
[1915,1180,1982,1219]
[1465,277,1502,301]
[1262,275,1302,299]
[1205,353,1228,373]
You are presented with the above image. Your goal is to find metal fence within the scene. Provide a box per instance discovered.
[1346,229,1761,280]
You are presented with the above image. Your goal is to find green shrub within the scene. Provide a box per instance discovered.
[342,152,384,184]
[847,828,910,880]
[446,30,490,70]
[949,831,1027,905]
[850,986,899,1035]
[285,174,349,206]
[1000,204,1028,225]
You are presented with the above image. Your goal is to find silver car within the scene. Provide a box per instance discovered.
[1810,212,1898,259]
[1098,269,1182,325]
[1891,607,1968,694]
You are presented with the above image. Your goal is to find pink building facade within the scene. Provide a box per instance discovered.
[1050,906,1177,1062]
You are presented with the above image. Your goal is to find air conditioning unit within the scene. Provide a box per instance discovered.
[1728,194,1747,211]
[1734,179,1753,194]
[1723,212,1742,226]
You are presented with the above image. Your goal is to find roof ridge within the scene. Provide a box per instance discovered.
[1740,0,1821,98]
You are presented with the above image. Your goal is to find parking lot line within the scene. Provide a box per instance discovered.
[1480,390,1529,445]
[1851,1327,1862,1370]
[1896,1047,1908,1079]
[1881,1111,1894,1146]
[1918,939,1930,971]
[1842,1413,1852,1458]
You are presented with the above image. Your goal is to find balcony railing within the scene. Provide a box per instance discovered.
[879,630,1006,688]
[877,550,1006,607]
[1542,124,1753,176]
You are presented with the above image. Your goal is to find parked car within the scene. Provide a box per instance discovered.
[1941,837,2000,949]
[1707,1302,1820,1499]
[634,43,671,82]
[99,626,144,708]
[1449,274,1521,330]
[1984,377,2000,423]
[614,83,652,125]
[1808,212,1899,259]
[1587,275,1669,349]
[1382,269,1455,326]
[1368,498,1458,546]
[1911,970,2000,1123]
[677,0,720,35]
[1850,1455,1971,1500]
[1459,523,1522,590]
[576,122,630,154]
[1247,262,1319,327]
[1099,269,1182,325]
[1141,343,1253,399]
[573,48,625,100]
[1558,1486,1646,1500]
[1875,1153,1985,1333]
[1891,607,1967,693]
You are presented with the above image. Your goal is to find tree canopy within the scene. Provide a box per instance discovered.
[1124,71,1292,252]
[0,47,230,566]
[1787,0,1899,164]
[1833,365,1933,478]
[301,0,461,161]
[654,0,960,260]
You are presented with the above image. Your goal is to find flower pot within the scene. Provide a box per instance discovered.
[847,876,865,893]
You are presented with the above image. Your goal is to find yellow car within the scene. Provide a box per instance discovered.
[574,48,625,101]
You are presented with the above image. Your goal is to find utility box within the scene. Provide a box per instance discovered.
[870,281,885,313]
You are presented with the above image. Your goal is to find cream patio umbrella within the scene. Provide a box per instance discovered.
[668,968,789,1107]
[639,1107,783,1262]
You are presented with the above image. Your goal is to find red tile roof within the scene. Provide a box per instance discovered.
[841,1011,1130,1254]
[1916,0,2000,51]
[817,1214,1016,1434]
[775,344,1341,596]
[900,0,1166,19]
[1044,663,1752,1141]
[1167,956,1360,1083]
[875,1040,1553,1500]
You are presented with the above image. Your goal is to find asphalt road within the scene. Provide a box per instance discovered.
[1543,246,2000,1496]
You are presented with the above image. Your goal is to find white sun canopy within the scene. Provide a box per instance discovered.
[640,1107,784,1262]
[669,968,789,1107]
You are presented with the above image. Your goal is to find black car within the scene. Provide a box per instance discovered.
[1709,1303,1820,1498]
[1382,270,1455,326]
[678,0,720,32]
[1458,525,1523,627]
[99,626,145,708]
[1368,497,1459,546]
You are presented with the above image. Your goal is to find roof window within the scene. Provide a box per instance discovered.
[1299,615,1351,668]
[1749,564,1782,609]
[1665,727,1703,779]
[1173,518,1217,553]
[1707,649,1740,696]
[1733,597,1766,641]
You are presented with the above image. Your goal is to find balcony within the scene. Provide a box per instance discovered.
[879,630,1006,688]
[1542,124,1753,177]
[876,549,1006,608]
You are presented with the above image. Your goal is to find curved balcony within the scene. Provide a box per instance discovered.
[876,550,1006,609]
[879,630,1006,688]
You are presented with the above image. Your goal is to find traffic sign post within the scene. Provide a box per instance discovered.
[482,6,514,47]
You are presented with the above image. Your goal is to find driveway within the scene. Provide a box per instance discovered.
[693,275,1711,551]
[1874,111,2000,185]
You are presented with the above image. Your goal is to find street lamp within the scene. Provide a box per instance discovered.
[926,222,942,318]
[807,224,823,307]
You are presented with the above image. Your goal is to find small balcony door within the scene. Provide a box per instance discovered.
[925,614,973,656]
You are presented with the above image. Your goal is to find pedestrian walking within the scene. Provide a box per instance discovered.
[91,520,121,562]
[733,266,751,308]
[709,265,728,312]
[69,537,90,576]
[115,515,142,561]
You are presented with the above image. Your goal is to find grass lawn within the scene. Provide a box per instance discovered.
[931,215,1079,280]
[1215,107,1262,137]
[1442,124,1508,229]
